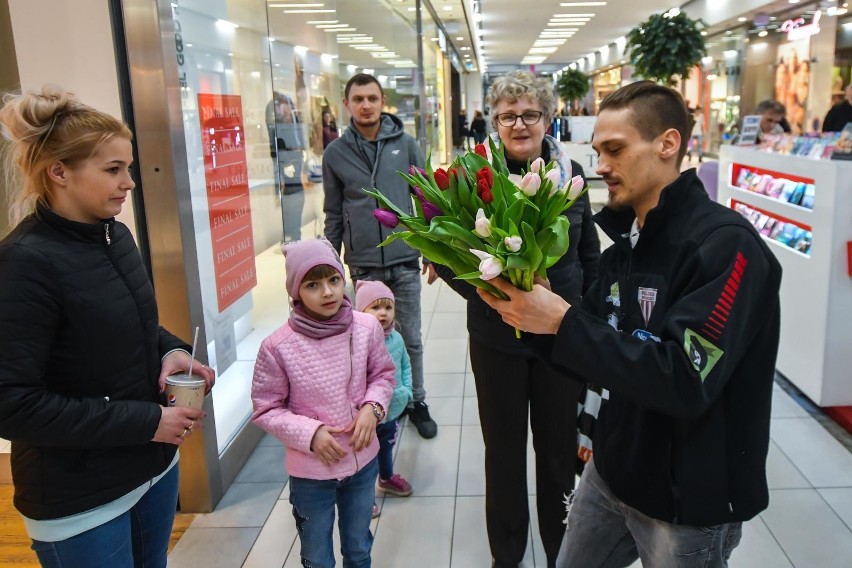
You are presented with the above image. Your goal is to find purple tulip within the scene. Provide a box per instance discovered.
[373,208,400,228]
[420,199,443,222]
[410,185,425,199]
[409,165,426,176]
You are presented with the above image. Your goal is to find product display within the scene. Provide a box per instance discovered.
[732,164,815,210]
[719,144,852,407]
[760,132,842,160]
[731,200,812,255]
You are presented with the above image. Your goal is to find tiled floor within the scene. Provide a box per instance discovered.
[168,269,852,568]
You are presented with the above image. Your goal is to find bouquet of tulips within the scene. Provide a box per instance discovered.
[366,140,586,335]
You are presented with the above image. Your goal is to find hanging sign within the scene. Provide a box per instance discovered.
[781,10,821,41]
[198,93,257,312]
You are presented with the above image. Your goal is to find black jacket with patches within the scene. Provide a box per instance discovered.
[527,169,782,526]
[0,206,188,520]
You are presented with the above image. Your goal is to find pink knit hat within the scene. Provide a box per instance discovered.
[355,280,394,311]
[282,238,345,301]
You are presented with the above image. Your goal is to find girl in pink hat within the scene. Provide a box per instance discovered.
[355,280,415,518]
[251,238,395,567]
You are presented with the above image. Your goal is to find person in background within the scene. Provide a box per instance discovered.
[252,238,395,568]
[267,91,308,241]
[822,84,852,132]
[355,280,414,518]
[323,73,437,439]
[0,85,214,568]
[322,110,339,149]
[457,109,470,149]
[470,109,487,145]
[688,106,704,162]
[429,70,600,568]
[478,80,782,568]
[754,99,786,137]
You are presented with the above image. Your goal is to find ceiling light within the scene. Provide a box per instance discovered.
[559,1,606,5]
[547,25,580,29]
[443,5,452,10]
[457,37,464,41]
[758,30,768,36]
[751,42,767,48]
[270,3,325,7]
[788,0,799,3]
[707,73,718,80]
[737,17,747,22]
[552,13,595,17]
[529,47,559,54]
[324,28,355,32]
[306,20,338,24]
[473,12,482,22]
[316,23,349,28]
[283,9,336,13]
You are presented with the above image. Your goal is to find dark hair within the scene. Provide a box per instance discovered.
[303,264,340,282]
[344,73,384,99]
[599,80,690,163]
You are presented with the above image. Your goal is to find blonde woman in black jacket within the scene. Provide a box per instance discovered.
[0,86,215,568]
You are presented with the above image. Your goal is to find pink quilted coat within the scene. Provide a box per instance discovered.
[251,311,395,480]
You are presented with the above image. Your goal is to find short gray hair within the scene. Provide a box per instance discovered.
[754,99,785,116]
[487,71,557,130]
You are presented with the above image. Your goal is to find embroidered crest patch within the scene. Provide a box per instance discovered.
[638,287,657,325]
[683,328,724,382]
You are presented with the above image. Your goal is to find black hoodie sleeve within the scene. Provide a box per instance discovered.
[526,225,780,420]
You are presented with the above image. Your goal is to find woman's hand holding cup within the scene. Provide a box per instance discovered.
[154,406,206,445]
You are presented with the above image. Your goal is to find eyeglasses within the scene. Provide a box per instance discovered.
[495,111,544,127]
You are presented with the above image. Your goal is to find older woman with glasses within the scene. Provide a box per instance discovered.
[433,71,600,568]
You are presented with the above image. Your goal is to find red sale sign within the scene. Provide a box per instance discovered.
[198,93,257,312]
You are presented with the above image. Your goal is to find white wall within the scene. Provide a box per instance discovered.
[8,0,137,234]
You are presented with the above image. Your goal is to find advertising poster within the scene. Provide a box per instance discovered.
[774,38,810,134]
[198,93,257,312]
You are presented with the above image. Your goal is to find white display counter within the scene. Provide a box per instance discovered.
[717,145,852,406]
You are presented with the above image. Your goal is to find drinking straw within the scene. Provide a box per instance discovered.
[187,326,199,377]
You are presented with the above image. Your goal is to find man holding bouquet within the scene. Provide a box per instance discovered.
[479,81,782,567]
[323,73,437,439]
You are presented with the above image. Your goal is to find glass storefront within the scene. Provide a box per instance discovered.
[703,29,746,154]
[166,0,466,469]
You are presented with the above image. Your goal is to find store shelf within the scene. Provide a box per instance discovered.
[718,145,852,406]
[727,184,814,216]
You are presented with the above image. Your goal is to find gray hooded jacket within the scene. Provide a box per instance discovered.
[322,113,425,268]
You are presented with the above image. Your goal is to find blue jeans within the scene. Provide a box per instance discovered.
[556,459,743,568]
[289,456,378,568]
[349,263,424,402]
[376,420,399,480]
[31,464,179,568]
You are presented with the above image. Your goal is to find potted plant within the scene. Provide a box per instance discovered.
[626,10,707,86]
[555,68,590,114]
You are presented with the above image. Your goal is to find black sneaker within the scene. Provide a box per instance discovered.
[408,401,437,439]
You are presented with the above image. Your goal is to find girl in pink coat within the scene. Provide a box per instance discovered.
[251,238,395,568]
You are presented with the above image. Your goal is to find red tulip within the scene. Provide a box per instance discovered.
[481,189,493,204]
[476,166,493,190]
[474,143,488,158]
[434,168,450,190]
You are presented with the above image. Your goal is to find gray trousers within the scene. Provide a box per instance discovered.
[557,459,743,568]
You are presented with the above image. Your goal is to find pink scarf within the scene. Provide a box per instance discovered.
[289,297,353,339]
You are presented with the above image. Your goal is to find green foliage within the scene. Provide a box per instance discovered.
[555,69,590,106]
[626,11,707,86]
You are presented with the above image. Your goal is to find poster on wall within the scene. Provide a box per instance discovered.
[774,39,810,134]
[198,93,258,312]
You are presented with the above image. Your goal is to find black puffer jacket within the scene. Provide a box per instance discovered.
[0,205,188,520]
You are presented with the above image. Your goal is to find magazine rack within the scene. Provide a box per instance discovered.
[717,145,852,406]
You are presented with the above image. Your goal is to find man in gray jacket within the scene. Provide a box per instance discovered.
[323,73,436,438]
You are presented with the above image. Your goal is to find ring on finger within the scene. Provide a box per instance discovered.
[179,427,189,438]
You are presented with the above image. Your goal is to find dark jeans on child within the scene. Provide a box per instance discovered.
[376,419,399,480]
[289,457,378,568]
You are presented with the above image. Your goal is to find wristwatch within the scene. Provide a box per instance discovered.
[364,401,386,421]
